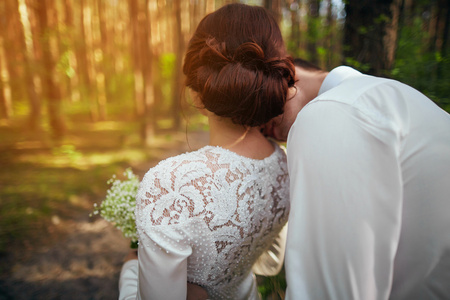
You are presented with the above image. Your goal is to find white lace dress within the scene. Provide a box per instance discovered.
[119,142,290,300]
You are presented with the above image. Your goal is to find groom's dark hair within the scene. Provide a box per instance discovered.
[183,3,295,127]
[293,58,322,71]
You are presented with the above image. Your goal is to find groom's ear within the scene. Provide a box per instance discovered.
[287,86,298,102]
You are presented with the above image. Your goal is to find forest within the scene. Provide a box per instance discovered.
[0,0,448,141]
[0,0,449,299]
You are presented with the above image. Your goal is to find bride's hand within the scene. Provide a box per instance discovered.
[187,283,208,300]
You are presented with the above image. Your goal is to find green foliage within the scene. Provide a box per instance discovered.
[158,52,177,113]
[56,50,76,78]
[391,16,450,112]
[344,57,371,73]
[0,162,123,252]
[257,272,287,300]
[159,53,176,79]
[357,26,369,35]
[0,119,154,253]
[52,144,83,163]
[374,14,390,24]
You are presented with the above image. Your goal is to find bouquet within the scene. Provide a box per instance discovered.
[91,168,140,248]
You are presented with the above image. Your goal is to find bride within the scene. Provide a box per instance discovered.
[119,3,295,299]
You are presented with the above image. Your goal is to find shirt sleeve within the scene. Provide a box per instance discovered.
[285,100,403,300]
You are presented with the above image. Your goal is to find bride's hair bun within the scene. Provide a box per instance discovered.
[183,4,295,127]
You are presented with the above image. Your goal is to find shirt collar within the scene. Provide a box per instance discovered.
[318,66,362,95]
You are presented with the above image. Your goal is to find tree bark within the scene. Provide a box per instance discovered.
[307,0,320,65]
[3,0,26,104]
[14,0,41,130]
[344,0,402,75]
[141,0,155,145]
[62,0,77,102]
[77,0,98,121]
[36,0,65,138]
[264,0,282,24]
[97,0,112,104]
[129,0,155,145]
[441,0,450,57]
[172,0,183,130]
[129,0,144,117]
[437,0,449,79]
[0,1,12,119]
[325,0,336,69]
[0,42,11,120]
[289,0,301,56]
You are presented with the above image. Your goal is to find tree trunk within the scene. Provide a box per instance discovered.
[36,0,65,138]
[264,0,282,24]
[344,0,402,75]
[62,0,77,102]
[206,0,215,14]
[129,0,145,121]
[0,1,12,119]
[14,0,41,130]
[149,0,163,112]
[172,0,183,130]
[3,0,26,104]
[129,0,155,145]
[0,44,11,120]
[441,0,450,57]
[325,0,336,69]
[141,0,155,145]
[307,0,320,65]
[437,0,449,79]
[77,0,98,121]
[97,0,112,104]
[289,0,301,56]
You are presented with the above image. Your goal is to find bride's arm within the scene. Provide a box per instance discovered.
[119,156,211,299]
[119,247,208,300]
[136,227,192,299]
[118,217,194,299]
[119,254,138,300]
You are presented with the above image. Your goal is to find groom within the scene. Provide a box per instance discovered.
[265,59,450,299]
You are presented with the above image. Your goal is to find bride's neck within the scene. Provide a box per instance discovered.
[208,115,274,159]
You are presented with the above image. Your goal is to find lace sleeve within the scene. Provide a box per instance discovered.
[133,161,196,299]
[135,157,210,228]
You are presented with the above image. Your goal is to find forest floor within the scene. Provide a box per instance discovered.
[0,119,210,299]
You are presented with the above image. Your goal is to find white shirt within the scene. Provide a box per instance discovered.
[119,142,290,300]
[285,66,450,300]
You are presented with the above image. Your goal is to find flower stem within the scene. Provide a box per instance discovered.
[130,240,138,249]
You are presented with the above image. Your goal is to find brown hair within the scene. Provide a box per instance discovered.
[183,3,295,127]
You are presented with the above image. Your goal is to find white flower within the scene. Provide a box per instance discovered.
[91,168,139,245]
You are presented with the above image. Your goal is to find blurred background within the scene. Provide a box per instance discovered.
[0,0,448,299]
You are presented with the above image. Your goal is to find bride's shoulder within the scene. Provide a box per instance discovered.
[137,147,214,197]
[135,148,212,227]
[143,147,210,178]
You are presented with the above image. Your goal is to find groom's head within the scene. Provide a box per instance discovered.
[263,58,327,142]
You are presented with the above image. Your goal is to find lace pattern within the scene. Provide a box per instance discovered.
[135,142,289,299]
